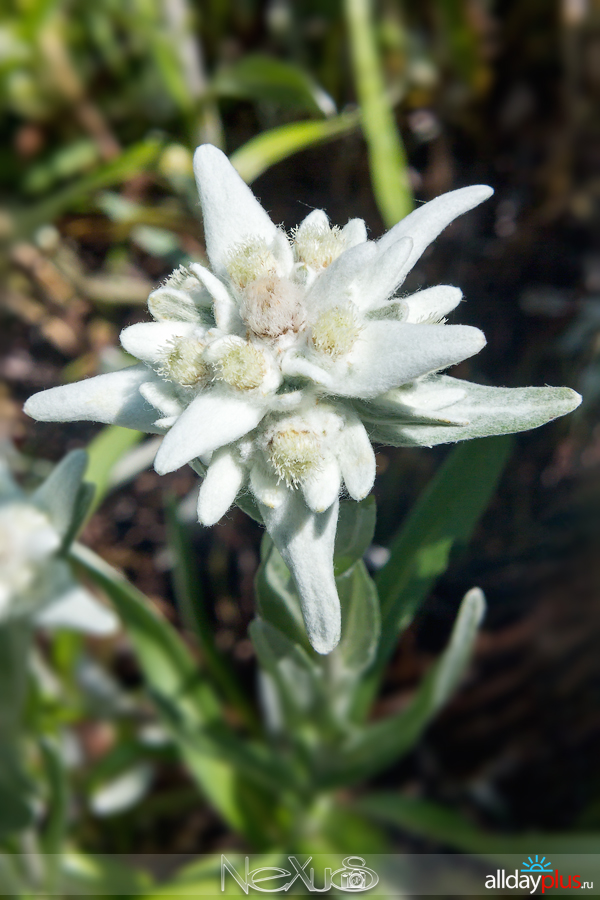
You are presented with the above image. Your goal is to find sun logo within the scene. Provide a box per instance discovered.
[521,856,553,873]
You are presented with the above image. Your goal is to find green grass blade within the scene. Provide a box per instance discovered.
[84,425,143,514]
[354,436,512,717]
[68,543,250,832]
[212,54,336,117]
[230,112,360,183]
[355,793,600,857]
[165,499,259,733]
[39,737,68,867]
[344,0,412,227]
[15,139,163,235]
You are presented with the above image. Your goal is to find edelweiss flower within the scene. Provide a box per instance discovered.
[0,451,116,634]
[25,145,581,653]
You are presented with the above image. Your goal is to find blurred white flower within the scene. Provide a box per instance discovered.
[0,451,116,634]
[25,145,581,653]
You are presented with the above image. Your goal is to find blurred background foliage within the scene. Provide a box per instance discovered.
[1,0,600,882]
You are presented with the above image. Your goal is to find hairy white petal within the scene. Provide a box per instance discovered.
[188,263,243,334]
[139,380,184,418]
[377,185,494,274]
[197,447,245,525]
[120,322,198,365]
[154,388,266,475]
[259,493,341,654]
[270,390,306,413]
[249,462,288,509]
[353,236,413,310]
[370,376,582,446]
[280,353,333,386]
[36,586,118,635]
[193,144,278,276]
[297,209,329,233]
[301,454,341,513]
[304,241,378,314]
[147,286,210,324]
[271,229,294,276]
[403,286,463,323]
[359,378,468,423]
[321,322,486,399]
[341,218,368,247]
[336,417,376,500]
[24,366,163,432]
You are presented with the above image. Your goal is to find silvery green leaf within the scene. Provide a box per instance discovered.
[60,483,96,550]
[319,588,485,787]
[235,491,264,524]
[334,496,376,576]
[259,493,341,655]
[250,619,322,724]
[0,460,21,502]
[368,376,582,447]
[32,449,87,538]
[335,561,381,676]
[255,535,307,648]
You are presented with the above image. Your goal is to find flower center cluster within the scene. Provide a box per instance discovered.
[159,337,208,387]
[215,341,266,391]
[293,222,348,270]
[311,304,362,358]
[267,423,321,486]
[226,238,278,291]
[239,274,305,338]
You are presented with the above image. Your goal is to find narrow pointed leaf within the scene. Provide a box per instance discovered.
[230,112,360,184]
[370,377,582,447]
[355,793,600,857]
[255,534,308,648]
[212,55,336,117]
[320,588,484,787]
[333,496,376,576]
[32,449,87,538]
[353,434,513,717]
[165,500,258,732]
[334,561,381,675]
[68,543,252,833]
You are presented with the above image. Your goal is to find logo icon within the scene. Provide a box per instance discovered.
[221,854,378,893]
[521,856,553,873]
[330,858,378,892]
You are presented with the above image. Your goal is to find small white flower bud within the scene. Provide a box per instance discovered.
[266,420,322,487]
[148,266,210,322]
[311,304,362,358]
[226,237,279,291]
[240,275,305,338]
[215,340,267,391]
[158,336,208,387]
[293,222,349,270]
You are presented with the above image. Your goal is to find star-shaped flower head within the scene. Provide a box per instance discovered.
[25,145,581,654]
[0,450,116,634]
